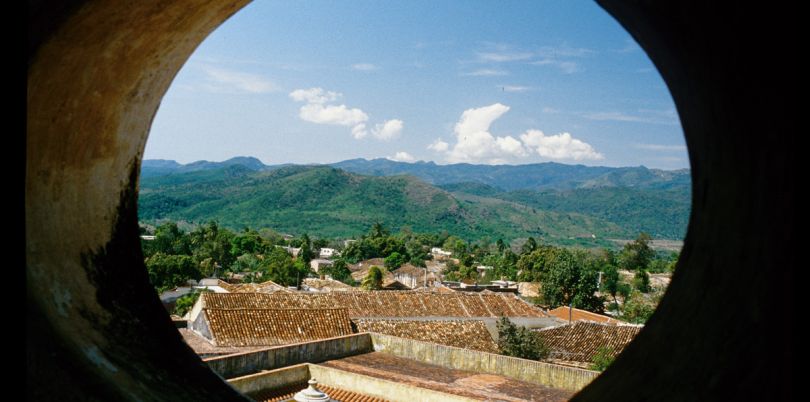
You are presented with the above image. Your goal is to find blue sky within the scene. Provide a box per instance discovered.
[144,0,688,169]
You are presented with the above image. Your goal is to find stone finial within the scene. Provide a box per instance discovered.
[293,378,332,402]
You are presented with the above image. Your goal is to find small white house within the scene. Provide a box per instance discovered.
[319,248,338,259]
[430,247,452,257]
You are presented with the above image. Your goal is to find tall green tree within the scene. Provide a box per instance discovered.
[633,269,651,293]
[361,266,384,290]
[189,221,235,275]
[299,233,314,264]
[496,317,549,360]
[146,253,201,292]
[384,252,407,270]
[521,237,538,255]
[619,232,655,271]
[517,247,603,311]
[320,258,354,285]
[260,247,309,287]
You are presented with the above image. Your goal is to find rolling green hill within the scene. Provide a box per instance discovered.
[138,165,664,245]
[138,159,691,245]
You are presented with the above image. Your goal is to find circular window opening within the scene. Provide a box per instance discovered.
[138,1,688,399]
[29,1,793,401]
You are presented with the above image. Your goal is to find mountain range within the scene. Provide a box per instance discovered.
[138,157,691,246]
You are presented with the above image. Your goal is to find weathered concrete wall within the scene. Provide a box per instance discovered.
[27,1,796,400]
[190,310,212,341]
[227,364,310,395]
[308,364,476,402]
[205,333,373,379]
[27,1,253,400]
[370,333,598,392]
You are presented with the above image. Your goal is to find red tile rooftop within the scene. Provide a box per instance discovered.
[353,318,498,353]
[318,352,573,401]
[247,381,389,402]
[199,291,547,318]
[546,306,623,325]
[205,308,353,347]
[178,328,266,357]
[535,321,642,364]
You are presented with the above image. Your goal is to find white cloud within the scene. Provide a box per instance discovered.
[462,69,508,77]
[634,143,687,152]
[520,130,604,161]
[477,51,533,62]
[430,103,604,164]
[583,110,679,125]
[298,103,368,126]
[427,138,449,152]
[388,151,416,162]
[289,87,402,141]
[289,87,340,104]
[371,119,403,140]
[535,44,594,58]
[531,59,581,74]
[495,136,527,157]
[445,103,527,163]
[202,67,278,94]
[351,63,378,71]
[351,124,368,140]
[500,85,535,93]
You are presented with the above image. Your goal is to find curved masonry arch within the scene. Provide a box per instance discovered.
[27,1,794,400]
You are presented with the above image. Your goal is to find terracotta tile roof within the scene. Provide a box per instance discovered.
[350,266,394,283]
[534,321,643,364]
[347,258,385,272]
[380,279,410,290]
[177,328,266,357]
[199,291,547,318]
[301,278,356,292]
[227,280,290,294]
[354,319,498,353]
[392,263,425,276]
[247,381,390,402]
[204,308,353,347]
[546,306,624,324]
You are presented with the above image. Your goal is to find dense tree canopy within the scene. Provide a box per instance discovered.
[496,317,549,360]
[140,220,673,320]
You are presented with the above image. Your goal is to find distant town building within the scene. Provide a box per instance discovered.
[392,264,439,289]
[318,247,338,259]
[476,265,494,278]
[140,235,156,240]
[310,259,334,273]
[301,277,356,293]
[546,306,624,325]
[491,280,517,288]
[517,282,541,298]
[430,247,452,259]
[280,246,301,258]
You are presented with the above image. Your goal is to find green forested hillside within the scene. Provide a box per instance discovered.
[138,165,666,245]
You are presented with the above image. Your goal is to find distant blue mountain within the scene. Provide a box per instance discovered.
[138,158,691,241]
[141,157,690,191]
[141,156,269,178]
[329,158,690,191]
